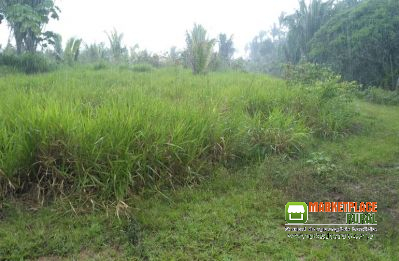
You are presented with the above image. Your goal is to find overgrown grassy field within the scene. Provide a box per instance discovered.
[0,66,355,200]
[0,67,398,260]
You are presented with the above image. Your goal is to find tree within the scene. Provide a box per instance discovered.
[0,0,60,54]
[247,25,285,75]
[64,37,82,65]
[310,0,399,89]
[81,42,108,63]
[280,0,333,63]
[218,33,234,65]
[106,28,128,63]
[52,33,62,60]
[185,24,216,74]
[168,46,181,65]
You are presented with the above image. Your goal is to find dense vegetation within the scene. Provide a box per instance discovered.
[0,66,398,260]
[249,0,399,90]
[0,66,357,201]
[0,0,398,259]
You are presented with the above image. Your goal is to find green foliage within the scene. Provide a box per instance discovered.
[185,24,216,74]
[131,49,160,67]
[106,28,128,63]
[306,152,336,176]
[81,42,108,63]
[0,0,60,53]
[217,33,234,68]
[283,62,346,87]
[246,109,310,156]
[247,28,285,75]
[0,52,53,73]
[64,37,82,65]
[230,57,247,72]
[249,0,399,90]
[1,70,399,260]
[0,68,358,201]
[52,33,63,60]
[310,0,399,89]
[281,0,334,63]
[359,87,399,105]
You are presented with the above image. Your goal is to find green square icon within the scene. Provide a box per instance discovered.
[285,202,308,224]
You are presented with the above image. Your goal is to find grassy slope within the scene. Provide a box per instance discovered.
[0,69,398,260]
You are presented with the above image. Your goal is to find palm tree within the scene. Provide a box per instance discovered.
[64,37,82,65]
[185,24,216,74]
[106,28,127,63]
[281,0,333,63]
[218,33,235,65]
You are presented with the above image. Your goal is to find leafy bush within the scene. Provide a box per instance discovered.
[359,87,399,105]
[0,53,54,74]
[284,62,339,86]
[279,63,358,138]
[306,152,336,176]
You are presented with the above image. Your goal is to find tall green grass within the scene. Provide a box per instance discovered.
[359,87,399,105]
[0,67,357,200]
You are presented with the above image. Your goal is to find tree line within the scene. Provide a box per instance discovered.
[1,0,398,90]
[248,0,399,90]
[0,1,239,74]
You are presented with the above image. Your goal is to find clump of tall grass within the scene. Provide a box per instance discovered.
[282,62,358,138]
[246,110,310,156]
[359,87,399,105]
[130,63,154,72]
[0,67,358,202]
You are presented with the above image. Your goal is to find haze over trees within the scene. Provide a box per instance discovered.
[248,0,399,90]
[0,0,397,92]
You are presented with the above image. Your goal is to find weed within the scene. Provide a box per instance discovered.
[306,152,336,176]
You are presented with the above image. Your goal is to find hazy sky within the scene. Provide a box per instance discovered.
[0,0,299,56]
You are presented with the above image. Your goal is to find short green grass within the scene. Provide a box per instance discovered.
[0,67,398,260]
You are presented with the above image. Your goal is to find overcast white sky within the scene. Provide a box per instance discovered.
[0,0,299,56]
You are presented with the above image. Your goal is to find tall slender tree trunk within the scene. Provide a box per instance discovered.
[389,54,394,90]
[15,32,23,54]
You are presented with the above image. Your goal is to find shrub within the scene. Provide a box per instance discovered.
[18,53,54,74]
[284,62,339,86]
[0,53,54,74]
[359,87,399,105]
[280,62,358,138]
